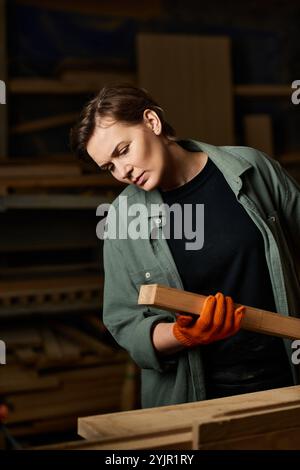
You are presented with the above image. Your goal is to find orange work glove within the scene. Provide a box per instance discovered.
[173,292,245,346]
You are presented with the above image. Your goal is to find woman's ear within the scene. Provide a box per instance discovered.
[143,109,162,135]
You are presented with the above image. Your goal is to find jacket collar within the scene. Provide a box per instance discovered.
[141,139,253,216]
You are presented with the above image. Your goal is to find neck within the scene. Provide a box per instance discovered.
[159,140,208,191]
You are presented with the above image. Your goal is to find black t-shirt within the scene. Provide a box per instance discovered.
[159,154,294,399]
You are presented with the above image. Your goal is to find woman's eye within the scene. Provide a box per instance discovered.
[100,163,114,172]
[120,145,129,156]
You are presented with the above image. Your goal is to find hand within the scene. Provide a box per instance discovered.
[173,292,245,347]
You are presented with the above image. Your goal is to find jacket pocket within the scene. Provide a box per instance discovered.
[129,265,168,290]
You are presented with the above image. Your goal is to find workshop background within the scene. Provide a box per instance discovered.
[0,0,299,449]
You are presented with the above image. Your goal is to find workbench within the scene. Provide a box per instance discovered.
[39,385,300,450]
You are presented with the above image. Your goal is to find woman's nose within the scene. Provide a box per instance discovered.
[116,162,133,180]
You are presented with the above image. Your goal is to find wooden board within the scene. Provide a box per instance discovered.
[11,113,79,134]
[244,114,274,156]
[9,74,135,94]
[194,402,300,449]
[137,34,234,145]
[235,84,291,97]
[76,386,300,450]
[0,163,81,177]
[0,174,124,190]
[138,284,300,340]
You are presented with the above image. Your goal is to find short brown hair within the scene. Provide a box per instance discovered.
[70,84,176,160]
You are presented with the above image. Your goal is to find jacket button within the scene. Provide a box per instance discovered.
[155,218,161,225]
[145,272,151,279]
[269,216,276,222]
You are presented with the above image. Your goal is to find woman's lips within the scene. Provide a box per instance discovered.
[136,171,146,185]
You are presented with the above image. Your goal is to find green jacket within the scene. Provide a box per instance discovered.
[102,139,300,408]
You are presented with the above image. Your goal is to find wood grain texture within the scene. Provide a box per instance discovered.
[78,386,300,441]
[194,402,300,449]
[244,114,274,156]
[77,386,300,450]
[138,284,300,340]
[137,34,234,145]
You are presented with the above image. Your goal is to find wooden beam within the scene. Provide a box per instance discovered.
[138,34,235,145]
[138,284,300,340]
[76,386,300,450]
[10,113,79,134]
[15,0,162,18]
[235,84,291,97]
[194,403,300,449]
[0,163,81,177]
[0,174,124,189]
[9,73,136,94]
[244,114,274,156]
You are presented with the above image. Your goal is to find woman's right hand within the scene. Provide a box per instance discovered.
[173,292,245,347]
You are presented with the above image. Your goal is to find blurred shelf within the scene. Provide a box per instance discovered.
[9,73,136,94]
[0,173,124,189]
[235,84,291,97]
[11,113,79,134]
[0,262,99,277]
[0,194,113,210]
[0,274,103,294]
[0,274,103,317]
[0,299,102,317]
[0,162,81,177]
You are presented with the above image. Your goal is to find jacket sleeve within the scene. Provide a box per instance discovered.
[277,162,300,276]
[102,238,176,371]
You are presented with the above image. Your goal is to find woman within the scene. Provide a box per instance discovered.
[71,85,300,408]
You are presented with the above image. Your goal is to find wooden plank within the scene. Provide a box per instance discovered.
[78,386,300,441]
[0,0,7,159]
[0,275,103,295]
[244,114,274,156]
[1,194,110,210]
[235,84,291,97]
[9,415,77,439]
[54,324,114,357]
[194,403,300,450]
[138,284,300,340]
[0,328,42,348]
[0,374,60,395]
[15,347,39,366]
[40,327,64,361]
[0,174,124,189]
[33,430,192,450]
[9,73,135,94]
[0,365,61,394]
[15,0,162,18]
[11,113,79,134]
[138,34,234,145]
[54,363,126,384]
[7,387,122,424]
[120,361,140,411]
[0,299,101,318]
[0,163,81,177]
[0,262,98,277]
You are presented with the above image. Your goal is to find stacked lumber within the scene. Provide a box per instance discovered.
[0,317,129,447]
[0,275,104,317]
[33,385,300,450]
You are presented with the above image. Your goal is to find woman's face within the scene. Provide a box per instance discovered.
[86,110,169,191]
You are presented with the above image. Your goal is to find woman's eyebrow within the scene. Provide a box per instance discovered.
[99,141,127,168]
